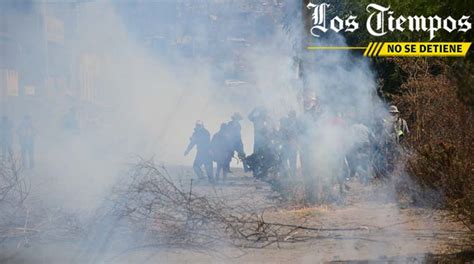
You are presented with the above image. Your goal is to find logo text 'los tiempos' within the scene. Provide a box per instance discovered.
[307,2,472,40]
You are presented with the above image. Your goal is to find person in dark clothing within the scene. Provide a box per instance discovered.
[226,112,246,173]
[0,116,13,159]
[211,123,233,181]
[246,107,281,180]
[17,115,35,169]
[248,106,270,154]
[184,121,213,182]
[227,113,245,155]
[184,120,213,182]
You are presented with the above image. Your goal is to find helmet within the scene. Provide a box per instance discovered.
[389,105,400,113]
[231,112,242,121]
[249,106,267,120]
[195,120,204,127]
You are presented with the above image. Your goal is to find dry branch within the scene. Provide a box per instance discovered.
[0,158,83,246]
[112,159,370,251]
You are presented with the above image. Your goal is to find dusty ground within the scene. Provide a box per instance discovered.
[1,167,472,264]
[113,172,472,263]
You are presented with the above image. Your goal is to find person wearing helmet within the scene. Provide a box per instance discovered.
[385,105,409,143]
[231,112,242,122]
[211,123,233,181]
[379,105,409,178]
[228,112,245,158]
[184,120,213,182]
[298,89,323,136]
[248,106,271,155]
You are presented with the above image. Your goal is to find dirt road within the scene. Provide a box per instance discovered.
[111,171,472,263]
[2,168,472,263]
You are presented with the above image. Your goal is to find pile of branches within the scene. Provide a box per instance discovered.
[0,158,83,247]
[112,159,368,251]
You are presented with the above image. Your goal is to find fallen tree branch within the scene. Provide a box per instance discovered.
[111,158,373,251]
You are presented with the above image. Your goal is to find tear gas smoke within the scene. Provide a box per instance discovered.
[0,0,440,262]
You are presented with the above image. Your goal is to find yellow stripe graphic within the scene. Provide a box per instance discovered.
[364,42,373,56]
[375,42,385,56]
[370,42,380,57]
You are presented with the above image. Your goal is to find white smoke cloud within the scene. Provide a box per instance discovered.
[0,1,440,262]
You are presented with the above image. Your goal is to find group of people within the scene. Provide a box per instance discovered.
[0,108,81,171]
[184,113,245,182]
[0,115,36,169]
[185,89,409,203]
